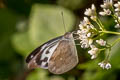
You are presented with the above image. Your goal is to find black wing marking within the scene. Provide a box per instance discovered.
[26,35,63,69]
[35,41,59,69]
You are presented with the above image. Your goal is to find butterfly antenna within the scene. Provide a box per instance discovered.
[61,12,67,33]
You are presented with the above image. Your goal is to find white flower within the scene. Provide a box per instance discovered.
[84,4,96,21]
[87,32,91,37]
[79,17,90,30]
[88,45,99,59]
[88,45,98,55]
[115,12,120,17]
[88,39,93,45]
[100,3,107,8]
[99,9,111,16]
[79,34,87,39]
[89,24,95,29]
[100,0,113,8]
[84,8,92,16]
[115,8,120,12]
[114,17,120,23]
[104,9,111,15]
[99,12,106,16]
[114,1,120,11]
[77,30,81,34]
[84,4,96,16]
[80,39,93,48]
[100,0,112,16]
[96,39,106,46]
[98,61,111,69]
[115,24,120,28]
[81,42,89,48]
[91,4,96,11]
[79,24,84,30]
[90,16,97,21]
[114,2,120,7]
[91,54,97,59]
[98,62,105,68]
[118,17,120,20]
[105,63,111,69]
[84,17,90,24]
[77,17,95,49]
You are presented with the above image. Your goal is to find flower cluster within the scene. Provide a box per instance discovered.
[75,0,120,70]
[114,1,120,28]
[77,17,94,48]
[77,4,108,60]
[84,4,96,21]
[88,45,99,59]
[99,0,120,29]
[96,39,106,46]
[99,0,113,16]
[77,18,107,60]
[98,61,111,69]
[114,2,120,12]
[99,9,111,16]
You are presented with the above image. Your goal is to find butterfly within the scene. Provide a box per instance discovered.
[26,32,78,74]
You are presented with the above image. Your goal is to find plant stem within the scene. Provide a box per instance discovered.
[105,48,111,61]
[99,48,106,51]
[95,17,104,31]
[99,30,120,35]
[105,38,120,61]
[111,38,120,47]
[97,18,105,31]
[95,20,102,30]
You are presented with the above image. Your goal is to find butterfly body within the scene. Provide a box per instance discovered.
[26,32,78,74]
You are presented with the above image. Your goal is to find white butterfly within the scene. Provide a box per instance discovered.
[26,32,78,74]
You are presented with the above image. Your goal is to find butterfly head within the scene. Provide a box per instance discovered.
[64,32,73,39]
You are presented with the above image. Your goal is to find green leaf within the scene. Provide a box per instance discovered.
[108,36,120,69]
[26,69,49,80]
[12,32,34,56]
[12,4,75,57]
[28,4,75,47]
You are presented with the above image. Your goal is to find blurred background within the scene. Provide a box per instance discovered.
[0,0,120,80]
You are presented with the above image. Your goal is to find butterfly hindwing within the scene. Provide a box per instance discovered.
[26,36,63,69]
[48,33,78,74]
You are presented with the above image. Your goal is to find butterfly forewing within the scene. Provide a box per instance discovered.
[26,36,63,69]
[26,32,78,74]
[48,33,78,74]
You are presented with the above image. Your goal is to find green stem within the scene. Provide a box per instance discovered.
[105,38,120,61]
[99,48,106,51]
[95,17,104,31]
[99,30,120,35]
[97,18,105,31]
[105,48,111,61]
[111,38,120,47]
[111,14,116,20]
[110,4,120,24]
[93,32,104,40]
[110,5,115,14]
[95,19,103,30]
